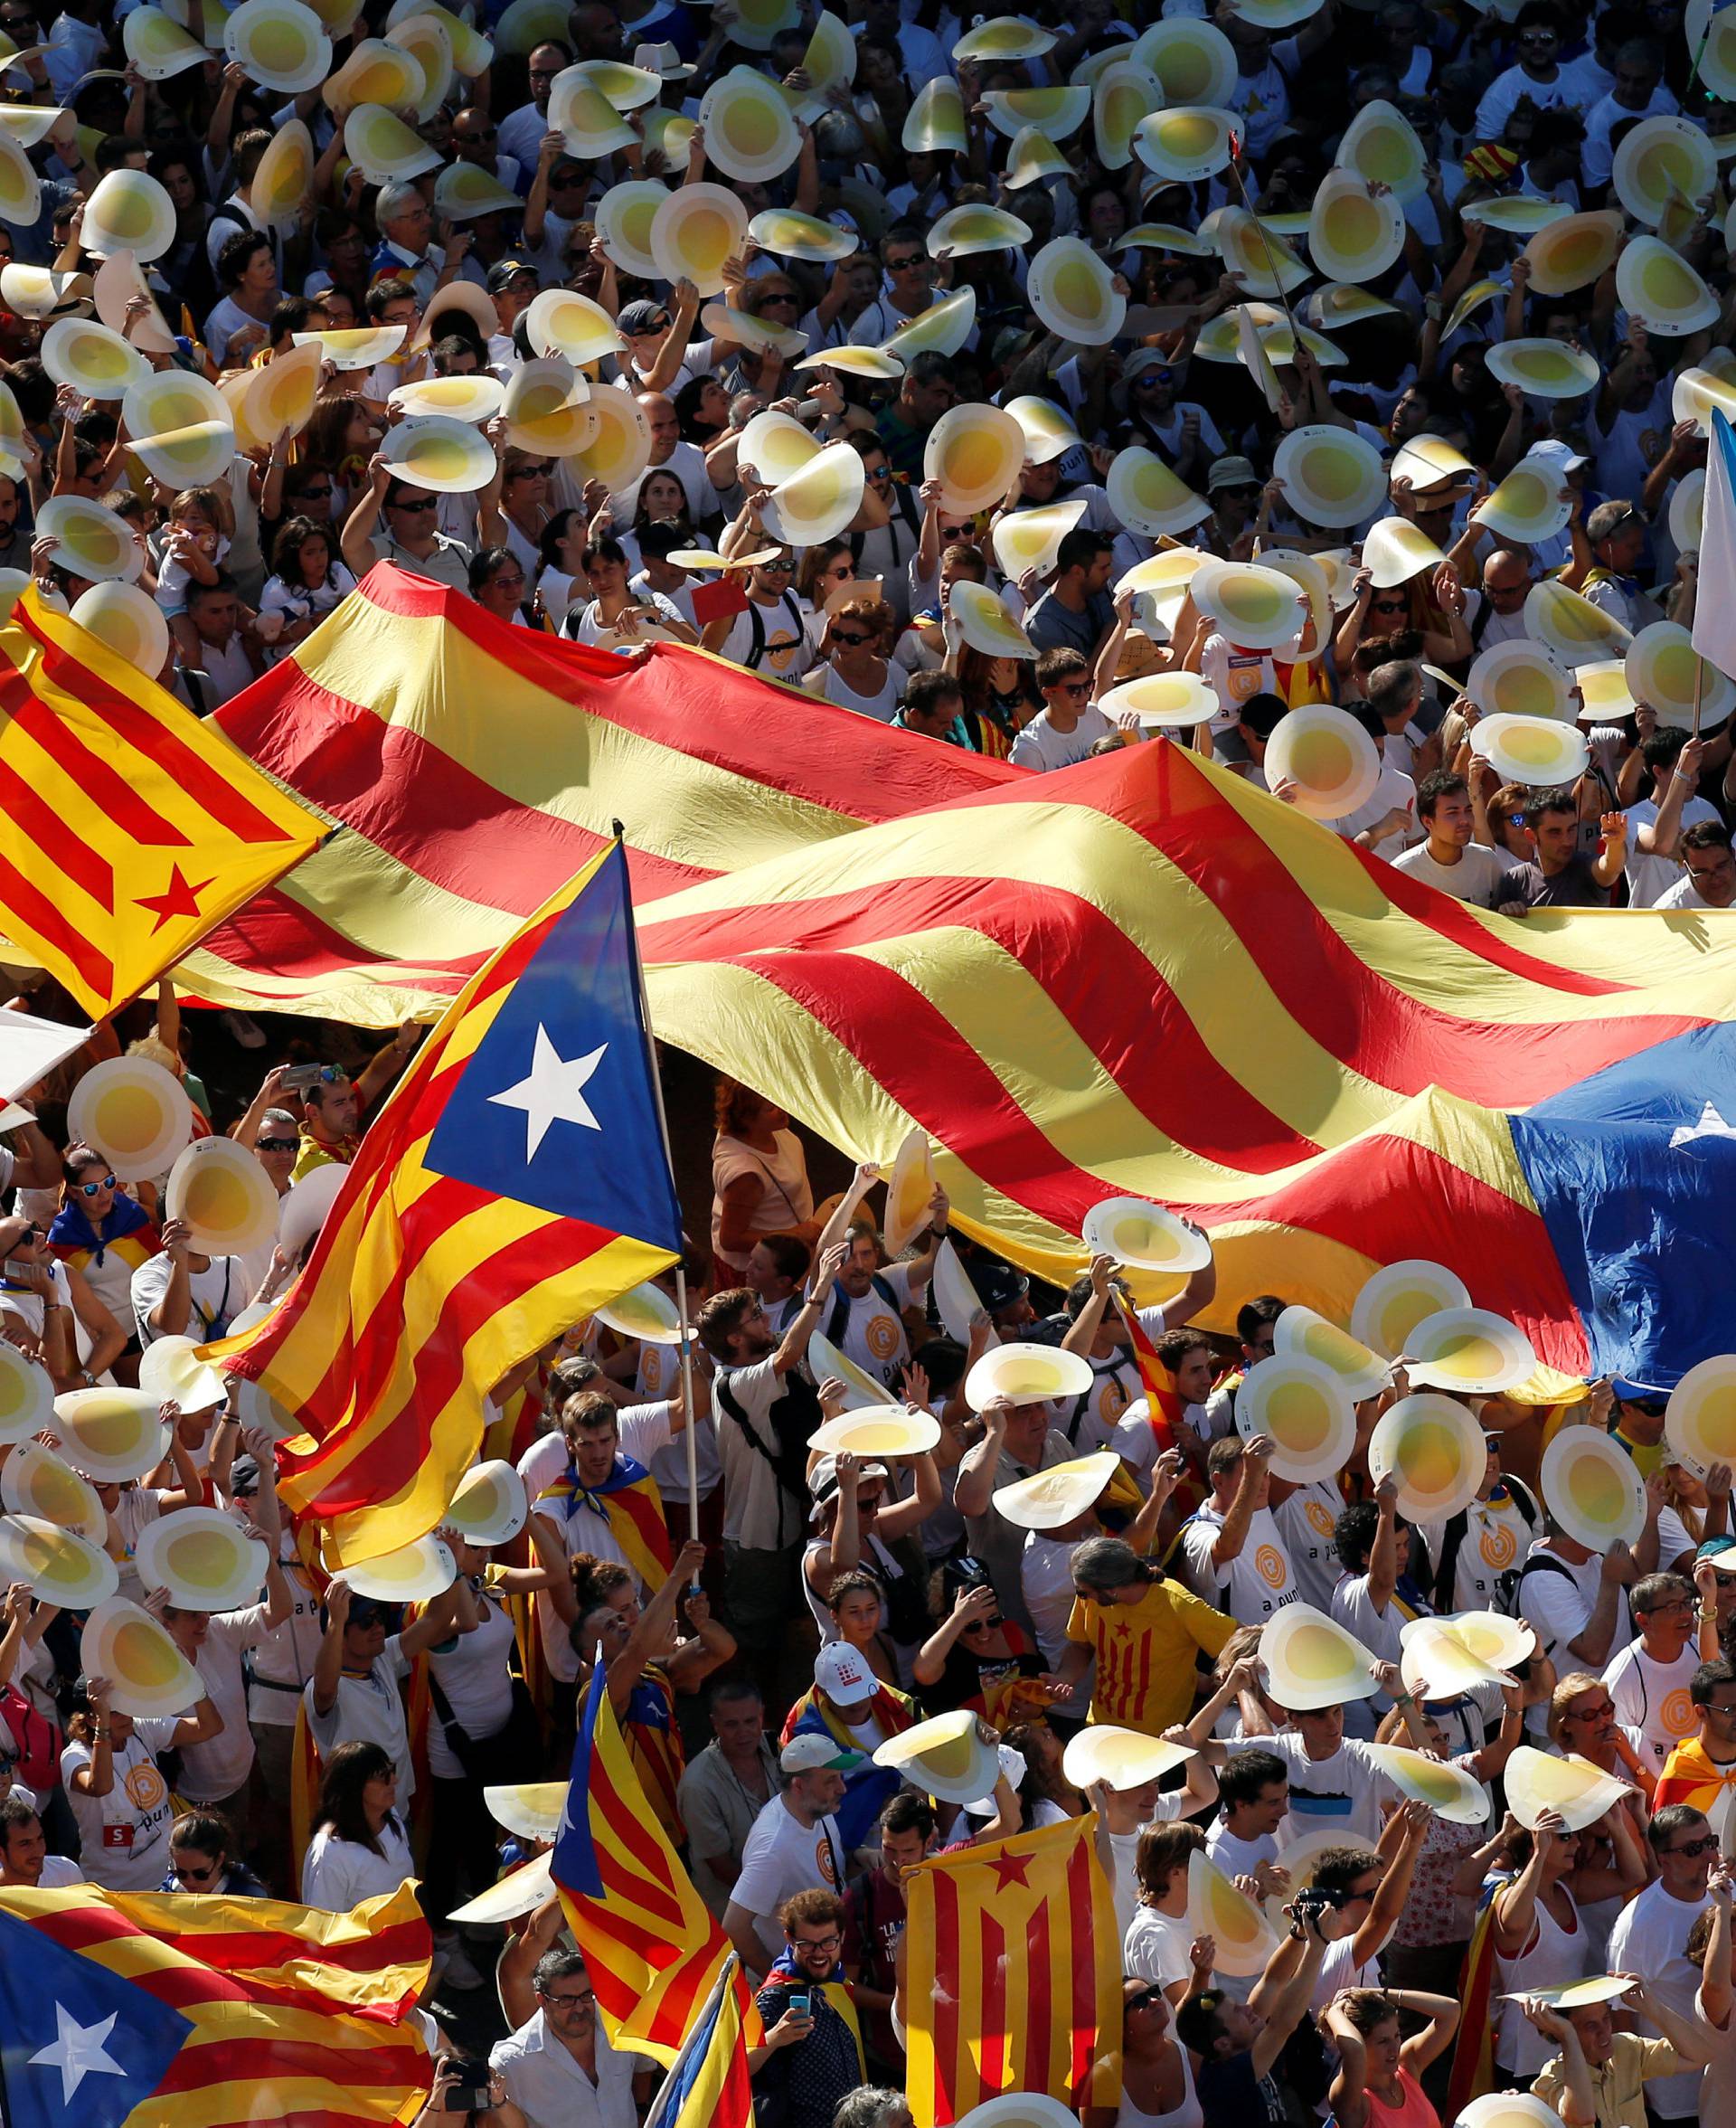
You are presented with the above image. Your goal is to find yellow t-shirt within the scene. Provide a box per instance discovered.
[1066,1577,1236,1736]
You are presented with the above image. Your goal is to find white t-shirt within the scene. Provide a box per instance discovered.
[1606,1879,1706,2119]
[302,1637,413,1800]
[1113,1397,1214,1480]
[180,1604,273,1801]
[1266,1732,1393,1848]
[1392,838,1511,907]
[1625,795,1720,909]
[1516,1543,1629,1736]
[826,1262,917,1390]
[1123,1903,1193,1989]
[713,1357,806,1553]
[1417,1490,1536,1614]
[1655,874,1717,911]
[300,1817,415,1910]
[1206,1822,1278,1878]
[1008,705,1115,771]
[731,1794,846,1960]
[1273,1482,1346,1614]
[1335,761,1420,862]
[425,1585,517,1782]
[1179,1502,1299,1624]
[62,1720,181,1890]
[1602,1637,1700,1772]
[130,1251,245,1347]
[712,591,823,679]
[248,1544,322,1726]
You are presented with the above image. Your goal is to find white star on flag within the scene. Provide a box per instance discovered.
[30,2002,127,2104]
[488,1025,609,1159]
[1670,1101,1736,1151]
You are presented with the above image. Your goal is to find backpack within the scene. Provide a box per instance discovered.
[715,1367,823,1547]
[1430,1479,1541,1612]
[824,1272,901,1356]
[744,589,807,670]
[1498,1544,1574,1623]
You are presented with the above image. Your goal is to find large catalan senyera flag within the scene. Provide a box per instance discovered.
[552,1647,749,2066]
[0,1879,432,2128]
[0,589,320,1017]
[214,837,683,1565]
[176,563,1013,1026]
[902,1813,1120,2126]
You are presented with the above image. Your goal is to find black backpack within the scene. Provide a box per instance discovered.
[715,1367,822,1547]
[1429,1479,1541,1612]
[1499,1544,1574,1623]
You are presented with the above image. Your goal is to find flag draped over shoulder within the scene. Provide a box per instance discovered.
[0,1879,432,2128]
[901,1813,1120,2127]
[213,838,683,1566]
[176,563,1014,1026]
[0,588,320,1017]
[632,738,1736,1378]
[552,1648,747,2065]
[533,1453,672,1595]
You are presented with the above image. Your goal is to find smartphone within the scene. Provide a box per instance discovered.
[443,2069,493,2113]
[279,1063,326,1092]
[787,1992,811,2019]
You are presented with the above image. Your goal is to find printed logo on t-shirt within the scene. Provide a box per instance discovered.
[1255,1544,1287,1590]
[124,1758,166,1815]
[1306,1500,1336,1539]
[817,1837,837,1886]
[1479,1519,1518,1571]
[1660,1687,1695,1739]
[642,1348,666,1395]
[865,1312,901,1361]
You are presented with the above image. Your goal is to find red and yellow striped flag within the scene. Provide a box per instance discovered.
[0,587,321,1016]
[0,1878,432,2128]
[902,1813,1120,2125]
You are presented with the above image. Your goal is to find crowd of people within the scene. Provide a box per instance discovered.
[0,0,1734,2120]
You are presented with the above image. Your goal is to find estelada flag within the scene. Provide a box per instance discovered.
[901,1812,1120,2126]
[0,1878,432,2128]
[0,588,319,1017]
[214,838,683,1566]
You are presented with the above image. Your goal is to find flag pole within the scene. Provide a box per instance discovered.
[610,820,703,1553]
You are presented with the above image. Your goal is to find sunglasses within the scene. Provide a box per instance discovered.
[390,496,437,514]
[174,1858,221,1883]
[299,483,334,499]
[760,292,799,307]
[1055,680,1091,697]
[1372,596,1408,610]
[511,462,553,478]
[256,1137,298,1154]
[1566,1699,1615,1720]
[833,629,873,646]
[75,1174,118,1196]
[1670,1835,1719,1857]
[761,558,796,572]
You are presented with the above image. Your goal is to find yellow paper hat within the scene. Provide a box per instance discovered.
[698,65,800,182]
[736,408,821,483]
[1003,126,1073,190]
[927,204,1032,260]
[883,1126,937,1256]
[388,373,505,423]
[795,343,904,381]
[923,402,1024,517]
[1231,0,1322,21]
[1262,1603,1380,1711]
[807,1331,902,1414]
[965,1340,1093,1414]
[807,1405,942,1460]
[649,182,748,298]
[1214,208,1309,300]
[0,1515,117,1608]
[1265,704,1382,820]
[1190,558,1308,650]
[571,389,654,490]
[33,496,142,588]
[483,1781,565,1842]
[448,1458,530,1547]
[595,180,671,279]
[1003,393,1082,465]
[592,1279,681,1345]
[1615,112,1716,225]
[1307,168,1405,285]
[70,582,169,675]
[1519,209,1623,298]
[990,498,1089,579]
[642,107,695,176]
[1668,1355,1736,1474]
[51,1387,170,1483]
[164,1135,280,1259]
[874,1709,1005,1806]
[1457,2096,1566,2128]
[1271,423,1386,529]
[0,104,68,147]
[1133,104,1236,185]
[1505,1744,1632,1834]
[1063,1724,1194,1792]
[3,1442,105,1542]
[390,14,452,119]
[1362,515,1449,591]
[435,161,523,222]
[1272,1304,1390,1401]
[289,323,404,370]
[1118,546,1209,635]
[1404,1306,1536,1395]
[382,0,486,69]
[795,7,854,98]
[1486,338,1599,400]
[1185,1851,1278,1977]
[1525,578,1632,664]
[749,206,857,263]
[525,287,623,366]
[1133,17,1236,105]
[955,14,1055,60]
[137,1332,228,1414]
[1125,221,1213,256]
[134,1506,269,1611]
[81,1595,203,1717]
[694,0,796,49]
[299,0,363,33]
[344,1534,456,1603]
[1364,1742,1491,1823]
[1575,658,1636,724]
[1444,278,1504,339]
[1669,465,1705,556]
[1106,447,1212,537]
[42,317,148,401]
[903,77,967,156]
[571,55,663,109]
[1094,59,1158,170]
[1401,1611,1533,1693]
[1368,1393,1485,1520]
[0,1343,52,1445]
[0,137,38,228]
[223,0,331,90]
[123,4,207,75]
[881,285,977,362]
[1351,1260,1471,1358]
[764,439,865,547]
[323,33,422,110]
[1475,456,1574,546]
[502,358,598,457]
[69,1055,190,1173]
[548,69,637,155]
[1617,234,1719,335]
[980,86,1090,141]
[1239,1356,1357,1483]
[80,169,175,264]
[251,118,314,232]
[382,413,496,494]
[699,301,806,357]
[344,103,442,183]
[448,1850,554,1925]
[1099,673,1219,727]
[242,339,322,447]
[1674,364,1736,433]
[1307,282,1400,330]
[1626,619,1736,729]
[1335,99,1427,199]
[1689,0,1736,94]
[1468,638,1573,721]
[1475,716,1590,790]
[1081,1196,1212,1272]
[1460,195,1569,233]
[1541,1424,1648,1552]
[1257,545,1333,649]
[949,580,1036,659]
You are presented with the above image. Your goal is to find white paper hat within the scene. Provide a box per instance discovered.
[1473,712,1590,788]
[67,1054,190,1175]
[1237,1356,1356,1483]
[1063,1724,1194,1792]
[993,1452,1121,1532]
[1260,1602,1379,1710]
[1307,168,1405,284]
[1541,1424,1648,1551]
[1264,705,1381,820]
[134,1506,268,1611]
[80,1595,203,1717]
[1505,1743,1633,1833]
[1368,1393,1486,1521]
[1186,1849,1279,1975]
[1667,1353,1736,1475]
[1272,425,1387,529]
[1364,1741,1490,1822]
[1272,1305,1389,1401]
[873,1708,1004,1804]
[965,1340,1092,1413]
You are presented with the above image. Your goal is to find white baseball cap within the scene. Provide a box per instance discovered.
[814,1641,878,1707]
[779,1732,866,1773]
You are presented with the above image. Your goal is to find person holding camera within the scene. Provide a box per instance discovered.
[1173,1888,1335,2124]
[410,2059,528,2128]
[749,1887,865,2128]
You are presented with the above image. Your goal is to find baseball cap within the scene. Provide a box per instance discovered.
[1700,1536,1736,1577]
[969,1260,1030,1312]
[1207,454,1260,492]
[618,298,671,335]
[814,1641,878,1707]
[809,1455,890,1521]
[780,1733,867,1773]
[486,258,539,294]
[1525,437,1591,473]
[1611,1378,1668,1408]
[230,1455,260,1494]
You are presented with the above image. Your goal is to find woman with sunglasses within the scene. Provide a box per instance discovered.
[802,597,899,722]
[1492,1805,1641,2080]
[1080,1970,1208,2128]
[302,1740,413,1912]
[162,1809,269,1897]
[45,1147,156,1359]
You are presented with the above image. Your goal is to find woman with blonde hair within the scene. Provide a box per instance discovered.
[804,596,900,721]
